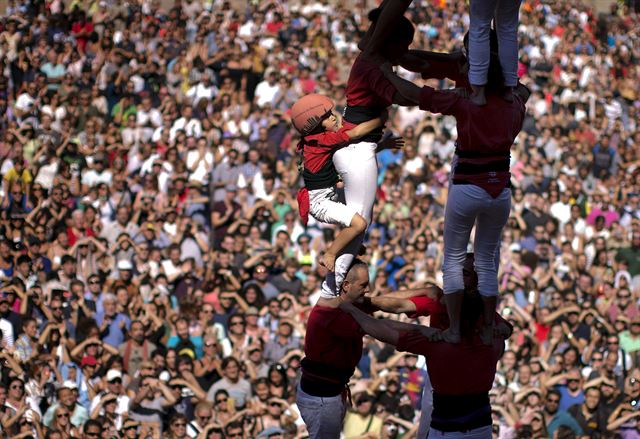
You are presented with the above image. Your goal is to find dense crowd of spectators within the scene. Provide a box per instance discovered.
[0,0,638,437]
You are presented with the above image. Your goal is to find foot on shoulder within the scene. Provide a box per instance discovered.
[320,252,336,272]
[502,86,514,102]
[470,92,487,106]
[441,328,462,344]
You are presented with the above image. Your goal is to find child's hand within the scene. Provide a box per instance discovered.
[378,136,405,151]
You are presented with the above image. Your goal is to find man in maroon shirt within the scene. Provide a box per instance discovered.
[341,291,511,438]
[296,260,373,438]
[380,50,530,346]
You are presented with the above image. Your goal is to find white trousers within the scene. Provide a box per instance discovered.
[321,141,378,297]
[468,0,522,87]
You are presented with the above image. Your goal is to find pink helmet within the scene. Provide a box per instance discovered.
[290,94,334,135]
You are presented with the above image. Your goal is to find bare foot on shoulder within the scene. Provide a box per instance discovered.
[470,85,486,106]
[320,252,336,271]
[441,328,461,344]
[470,92,487,106]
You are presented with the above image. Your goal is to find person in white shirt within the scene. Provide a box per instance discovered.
[14,82,38,122]
[81,155,113,189]
[0,293,15,348]
[550,191,573,226]
[90,369,130,430]
[186,73,219,107]
[136,95,162,142]
[170,106,202,140]
[254,71,280,108]
[186,139,214,184]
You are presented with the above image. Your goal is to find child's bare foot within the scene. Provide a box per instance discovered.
[470,92,486,106]
[480,324,494,346]
[502,86,514,102]
[441,328,461,344]
[320,252,336,271]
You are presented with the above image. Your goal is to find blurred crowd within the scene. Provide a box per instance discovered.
[0,0,639,438]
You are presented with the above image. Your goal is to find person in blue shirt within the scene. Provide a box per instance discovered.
[167,316,203,359]
[543,388,584,436]
[557,370,586,412]
[95,293,130,348]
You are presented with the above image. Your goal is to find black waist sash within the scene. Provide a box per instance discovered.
[454,148,510,174]
[343,105,385,142]
[431,392,492,432]
[302,159,339,190]
[300,358,353,397]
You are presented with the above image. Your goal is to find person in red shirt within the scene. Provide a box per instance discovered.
[372,253,510,437]
[295,260,375,438]
[71,11,94,55]
[379,34,530,346]
[340,291,512,438]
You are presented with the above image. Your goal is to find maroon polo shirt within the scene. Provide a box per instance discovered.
[397,331,505,396]
[303,305,364,370]
[346,55,397,108]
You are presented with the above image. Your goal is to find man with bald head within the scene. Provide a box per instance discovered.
[296,260,372,438]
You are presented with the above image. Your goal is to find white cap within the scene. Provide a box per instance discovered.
[62,380,78,390]
[117,260,133,271]
[106,369,123,382]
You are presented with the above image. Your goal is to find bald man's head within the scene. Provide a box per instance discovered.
[341,261,370,302]
[344,261,368,283]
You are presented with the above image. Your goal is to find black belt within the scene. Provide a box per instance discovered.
[431,392,492,432]
[300,376,344,397]
[453,180,512,188]
[454,159,510,175]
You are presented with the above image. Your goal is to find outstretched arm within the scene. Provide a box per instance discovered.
[400,50,466,81]
[340,301,399,344]
[381,66,421,105]
[340,301,423,345]
[371,296,416,314]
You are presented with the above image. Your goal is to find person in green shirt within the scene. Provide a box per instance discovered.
[620,316,640,366]
[111,94,137,128]
[616,234,640,278]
